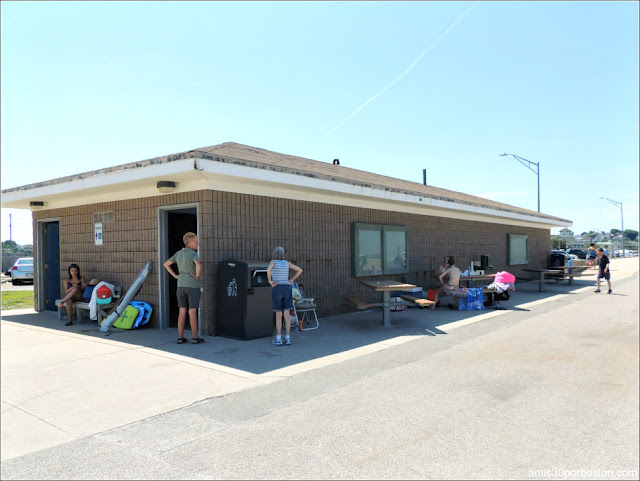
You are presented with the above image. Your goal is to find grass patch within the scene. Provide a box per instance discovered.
[1,290,34,310]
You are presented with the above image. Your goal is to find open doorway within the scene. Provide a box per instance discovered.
[158,205,198,330]
[37,220,60,312]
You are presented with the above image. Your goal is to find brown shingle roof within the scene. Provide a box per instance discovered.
[2,141,569,224]
[186,142,569,223]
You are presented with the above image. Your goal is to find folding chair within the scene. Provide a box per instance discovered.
[292,282,319,331]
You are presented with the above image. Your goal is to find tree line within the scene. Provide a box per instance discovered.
[1,240,33,257]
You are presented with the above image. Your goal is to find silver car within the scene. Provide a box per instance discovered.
[10,257,34,285]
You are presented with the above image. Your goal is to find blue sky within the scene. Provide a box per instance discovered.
[2,1,638,245]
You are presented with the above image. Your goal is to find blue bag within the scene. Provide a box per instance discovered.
[129,301,152,329]
[459,288,485,311]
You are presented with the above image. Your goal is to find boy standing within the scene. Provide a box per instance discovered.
[163,232,204,344]
[595,248,612,294]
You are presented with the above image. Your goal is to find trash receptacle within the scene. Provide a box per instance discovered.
[217,260,273,340]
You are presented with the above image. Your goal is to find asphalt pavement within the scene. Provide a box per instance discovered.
[1,258,638,479]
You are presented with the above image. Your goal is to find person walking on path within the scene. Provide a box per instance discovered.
[267,246,303,346]
[594,248,612,294]
[163,232,203,344]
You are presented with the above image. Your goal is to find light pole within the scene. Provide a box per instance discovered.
[499,153,540,212]
[600,197,624,258]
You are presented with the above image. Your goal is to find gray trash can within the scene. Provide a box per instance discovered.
[217,260,273,340]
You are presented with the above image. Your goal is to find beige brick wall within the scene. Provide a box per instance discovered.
[33,190,550,335]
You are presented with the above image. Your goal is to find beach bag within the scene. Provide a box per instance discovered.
[129,301,153,329]
[113,305,140,330]
[95,285,112,304]
[82,285,96,299]
[459,288,485,311]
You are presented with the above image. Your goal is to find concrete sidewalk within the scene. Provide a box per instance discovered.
[2,257,638,462]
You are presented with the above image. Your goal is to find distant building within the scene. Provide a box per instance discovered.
[559,228,574,238]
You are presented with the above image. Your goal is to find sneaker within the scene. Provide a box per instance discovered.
[285,336,291,346]
[594,290,601,293]
[608,289,612,294]
[272,337,283,346]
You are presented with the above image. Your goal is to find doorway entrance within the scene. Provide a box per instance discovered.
[37,220,60,312]
[158,205,199,330]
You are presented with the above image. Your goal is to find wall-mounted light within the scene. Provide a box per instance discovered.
[29,201,46,211]
[156,181,177,193]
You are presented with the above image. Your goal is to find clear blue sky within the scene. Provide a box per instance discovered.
[2,1,638,245]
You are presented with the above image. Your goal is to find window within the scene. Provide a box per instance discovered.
[352,223,408,276]
[507,234,529,265]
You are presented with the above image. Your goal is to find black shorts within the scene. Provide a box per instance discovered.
[176,287,201,309]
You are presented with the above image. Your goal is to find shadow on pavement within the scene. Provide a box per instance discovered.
[1,277,598,375]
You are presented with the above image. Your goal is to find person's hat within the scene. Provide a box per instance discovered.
[89,278,101,286]
[96,285,112,304]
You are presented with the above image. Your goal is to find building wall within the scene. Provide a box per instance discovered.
[33,190,550,335]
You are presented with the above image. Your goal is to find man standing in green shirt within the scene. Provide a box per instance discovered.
[163,232,203,344]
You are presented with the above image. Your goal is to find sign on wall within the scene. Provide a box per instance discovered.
[95,222,103,246]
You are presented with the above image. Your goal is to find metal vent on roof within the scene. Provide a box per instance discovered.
[94,212,114,223]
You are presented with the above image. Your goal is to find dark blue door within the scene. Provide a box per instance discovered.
[45,222,60,311]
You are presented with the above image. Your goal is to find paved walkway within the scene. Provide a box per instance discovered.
[2,258,638,463]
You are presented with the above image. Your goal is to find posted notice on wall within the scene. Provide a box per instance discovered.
[95,222,103,245]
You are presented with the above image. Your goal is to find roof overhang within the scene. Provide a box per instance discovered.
[2,156,571,229]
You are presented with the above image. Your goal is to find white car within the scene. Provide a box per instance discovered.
[10,257,34,285]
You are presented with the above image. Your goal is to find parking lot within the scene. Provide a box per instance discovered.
[0,274,33,291]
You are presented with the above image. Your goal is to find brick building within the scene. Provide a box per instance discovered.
[2,142,570,335]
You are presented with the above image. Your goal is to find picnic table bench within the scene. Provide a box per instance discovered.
[522,266,594,292]
[345,280,439,327]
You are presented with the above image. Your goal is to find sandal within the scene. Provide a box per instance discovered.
[192,338,205,344]
[65,321,73,326]
[177,338,187,344]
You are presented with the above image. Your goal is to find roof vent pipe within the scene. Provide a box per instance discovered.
[423,169,427,186]
[333,159,340,165]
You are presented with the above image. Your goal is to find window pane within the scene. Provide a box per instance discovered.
[358,229,383,276]
[508,234,529,265]
[385,230,407,271]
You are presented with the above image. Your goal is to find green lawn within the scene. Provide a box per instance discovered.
[1,290,34,310]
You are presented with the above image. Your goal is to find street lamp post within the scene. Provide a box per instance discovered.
[600,197,624,258]
[499,153,540,212]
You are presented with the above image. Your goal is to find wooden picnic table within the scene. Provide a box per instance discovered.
[458,274,496,286]
[521,268,557,292]
[360,279,417,327]
[522,267,594,291]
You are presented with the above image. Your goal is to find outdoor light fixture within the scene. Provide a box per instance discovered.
[156,181,177,193]
[499,153,540,212]
[29,201,45,211]
[600,197,624,257]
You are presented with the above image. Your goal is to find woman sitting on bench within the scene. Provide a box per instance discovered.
[55,263,87,326]
[432,256,461,309]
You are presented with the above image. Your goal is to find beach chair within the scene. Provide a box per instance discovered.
[292,282,319,331]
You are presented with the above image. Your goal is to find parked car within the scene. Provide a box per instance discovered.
[550,250,579,260]
[10,257,34,285]
[567,248,587,259]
